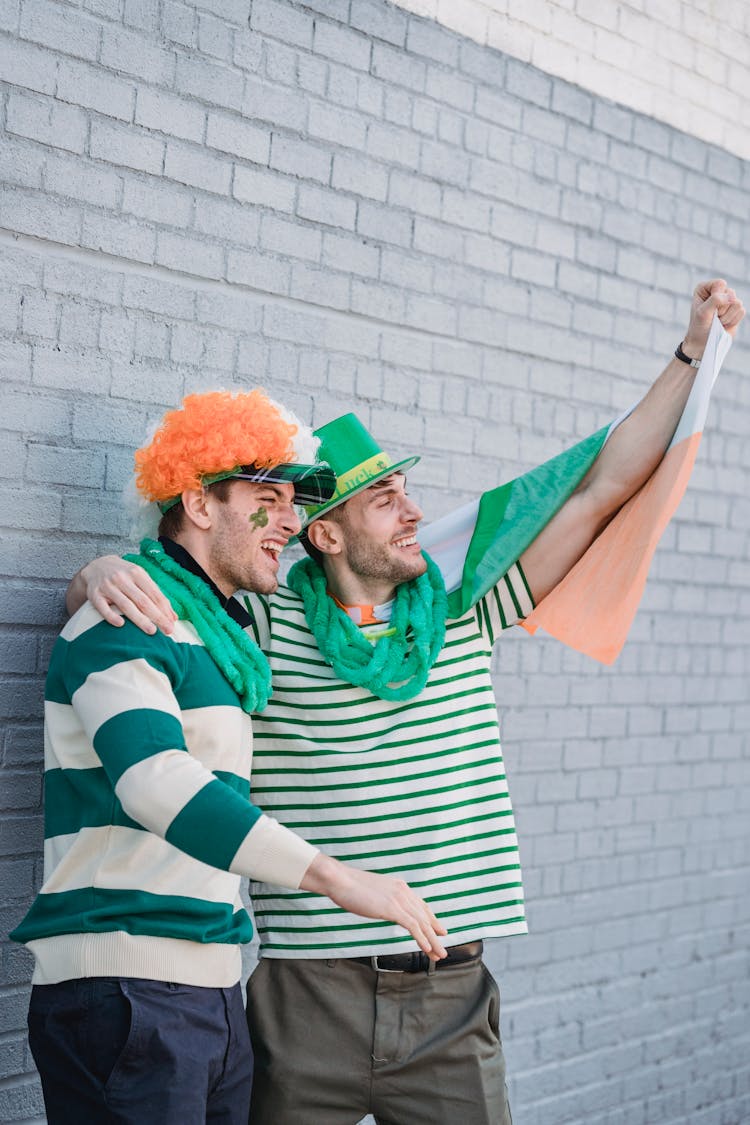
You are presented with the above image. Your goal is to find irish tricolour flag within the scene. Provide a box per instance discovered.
[422,315,732,664]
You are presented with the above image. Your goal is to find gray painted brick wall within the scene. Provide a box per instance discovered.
[1,1,749,1122]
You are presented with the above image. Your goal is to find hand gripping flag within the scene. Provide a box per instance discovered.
[422,315,733,664]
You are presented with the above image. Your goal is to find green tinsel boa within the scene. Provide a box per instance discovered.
[124,538,271,714]
[287,553,448,702]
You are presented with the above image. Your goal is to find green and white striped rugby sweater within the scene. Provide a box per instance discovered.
[12,602,317,986]
[244,561,534,959]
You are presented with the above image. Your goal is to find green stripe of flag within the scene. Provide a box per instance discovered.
[448,425,609,617]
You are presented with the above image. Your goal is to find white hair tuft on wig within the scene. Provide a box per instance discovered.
[265,394,321,464]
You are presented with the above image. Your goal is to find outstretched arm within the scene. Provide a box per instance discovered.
[71,282,743,632]
[520,279,744,604]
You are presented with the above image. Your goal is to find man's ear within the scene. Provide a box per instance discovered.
[307,517,343,556]
[180,488,212,530]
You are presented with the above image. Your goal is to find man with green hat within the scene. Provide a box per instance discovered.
[68,279,744,1122]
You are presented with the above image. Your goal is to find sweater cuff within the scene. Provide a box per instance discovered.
[229,814,319,889]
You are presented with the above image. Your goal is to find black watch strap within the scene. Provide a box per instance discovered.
[674,341,701,368]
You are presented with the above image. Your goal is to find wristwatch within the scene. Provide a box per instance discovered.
[674,341,701,368]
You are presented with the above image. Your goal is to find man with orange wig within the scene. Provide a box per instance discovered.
[11,389,446,1125]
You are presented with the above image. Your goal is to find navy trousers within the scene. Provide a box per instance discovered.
[28,978,253,1124]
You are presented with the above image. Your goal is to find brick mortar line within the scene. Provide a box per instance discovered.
[3,30,748,190]
[4,66,746,198]
[5,9,750,169]
[0,228,678,365]
[0,227,456,343]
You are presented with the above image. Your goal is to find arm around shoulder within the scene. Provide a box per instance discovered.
[66,554,176,634]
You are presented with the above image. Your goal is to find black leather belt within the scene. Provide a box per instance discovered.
[350,940,483,973]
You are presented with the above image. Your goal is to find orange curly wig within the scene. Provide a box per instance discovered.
[134,389,298,504]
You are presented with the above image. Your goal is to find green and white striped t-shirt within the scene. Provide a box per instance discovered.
[244,562,534,959]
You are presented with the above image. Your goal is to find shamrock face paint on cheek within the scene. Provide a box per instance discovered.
[248,507,269,529]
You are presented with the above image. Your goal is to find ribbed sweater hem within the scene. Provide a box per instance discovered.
[27,932,242,986]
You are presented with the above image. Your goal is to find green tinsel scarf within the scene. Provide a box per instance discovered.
[124,538,271,714]
[287,553,448,702]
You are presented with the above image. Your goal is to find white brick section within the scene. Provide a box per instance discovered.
[391,0,750,159]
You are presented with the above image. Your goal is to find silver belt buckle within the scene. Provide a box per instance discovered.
[370,955,404,973]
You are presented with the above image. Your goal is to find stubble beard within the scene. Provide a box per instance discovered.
[236,562,279,595]
[344,536,427,588]
[209,512,280,596]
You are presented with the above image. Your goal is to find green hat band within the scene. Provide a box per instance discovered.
[325,451,394,506]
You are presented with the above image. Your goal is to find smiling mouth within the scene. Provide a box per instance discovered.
[260,541,285,558]
[393,535,419,548]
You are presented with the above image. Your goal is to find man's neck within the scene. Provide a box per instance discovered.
[329,590,393,626]
[161,537,253,628]
[323,570,397,610]
[171,531,234,598]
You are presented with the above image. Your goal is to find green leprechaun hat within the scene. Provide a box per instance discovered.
[301,413,420,526]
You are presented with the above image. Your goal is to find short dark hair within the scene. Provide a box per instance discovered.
[300,502,350,568]
[300,535,324,568]
[157,478,234,539]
